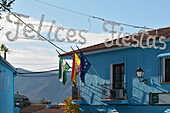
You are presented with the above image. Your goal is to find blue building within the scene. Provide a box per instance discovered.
[0,56,17,113]
[62,27,170,113]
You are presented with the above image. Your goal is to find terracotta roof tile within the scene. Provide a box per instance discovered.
[35,105,65,113]
[61,26,170,57]
[20,104,65,113]
[20,104,46,113]
[14,94,27,98]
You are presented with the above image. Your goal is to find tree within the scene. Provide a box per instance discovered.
[0,43,9,59]
[0,0,15,12]
[63,96,79,113]
[0,0,15,30]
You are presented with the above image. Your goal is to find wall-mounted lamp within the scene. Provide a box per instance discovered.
[136,67,147,84]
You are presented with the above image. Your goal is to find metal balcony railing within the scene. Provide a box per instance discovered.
[72,82,127,100]
[101,83,127,99]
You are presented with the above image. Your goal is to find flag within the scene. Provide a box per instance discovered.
[78,48,91,83]
[71,51,81,86]
[59,56,71,85]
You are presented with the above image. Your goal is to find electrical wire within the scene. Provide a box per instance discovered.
[35,0,90,17]
[34,66,59,70]
[88,17,91,32]
[17,74,57,77]
[0,3,69,55]
[0,3,105,83]
[17,69,59,74]
[34,0,153,30]
[13,63,58,65]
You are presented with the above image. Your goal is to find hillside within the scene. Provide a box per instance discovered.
[14,68,73,104]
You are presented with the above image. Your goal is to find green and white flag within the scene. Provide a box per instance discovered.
[59,56,70,85]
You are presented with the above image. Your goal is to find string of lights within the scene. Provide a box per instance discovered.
[34,0,153,30]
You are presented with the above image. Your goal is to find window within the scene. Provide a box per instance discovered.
[165,59,170,82]
[161,58,170,82]
[158,57,170,83]
[8,75,10,92]
[1,71,4,91]
[111,63,124,89]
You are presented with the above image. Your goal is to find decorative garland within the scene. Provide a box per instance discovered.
[5,13,87,44]
[4,13,167,50]
[103,22,166,50]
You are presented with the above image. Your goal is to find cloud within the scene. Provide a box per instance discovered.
[6,46,58,71]
[0,13,118,71]
[0,13,115,45]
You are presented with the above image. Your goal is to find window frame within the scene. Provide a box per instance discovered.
[110,63,125,89]
[159,57,170,83]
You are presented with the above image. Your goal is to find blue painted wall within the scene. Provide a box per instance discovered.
[77,41,170,113]
[14,107,20,113]
[0,59,16,113]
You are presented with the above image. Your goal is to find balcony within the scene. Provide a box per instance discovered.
[100,83,128,104]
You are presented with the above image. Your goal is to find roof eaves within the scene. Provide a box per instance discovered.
[61,26,170,57]
[0,56,16,72]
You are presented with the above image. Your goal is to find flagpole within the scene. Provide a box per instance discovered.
[76,45,105,84]
[70,46,75,52]
[73,46,97,84]
[56,49,71,67]
[56,49,61,55]
[58,45,105,85]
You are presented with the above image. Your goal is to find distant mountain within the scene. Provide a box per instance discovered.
[15,68,72,104]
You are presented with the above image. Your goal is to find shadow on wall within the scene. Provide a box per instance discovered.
[80,85,104,105]
[131,78,169,104]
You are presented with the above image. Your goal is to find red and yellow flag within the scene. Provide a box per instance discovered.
[71,51,81,86]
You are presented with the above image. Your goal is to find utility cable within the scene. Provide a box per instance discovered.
[34,66,59,70]
[87,71,97,84]
[0,3,70,55]
[88,17,91,32]
[91,65,104,83]
[34,0,152,29]
[17,69,59,74]
[17,74,57,77]
[1,3,106,83]
[13,63,58,65]
[35,0,90,17]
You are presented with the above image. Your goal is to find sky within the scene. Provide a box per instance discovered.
[0,0,170,71]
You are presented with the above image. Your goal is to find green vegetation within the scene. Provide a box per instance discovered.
[0,0,15,11]
[0,43,9,59]
[63,96,79,113]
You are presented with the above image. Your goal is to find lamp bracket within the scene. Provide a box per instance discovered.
[139,78,147,84]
